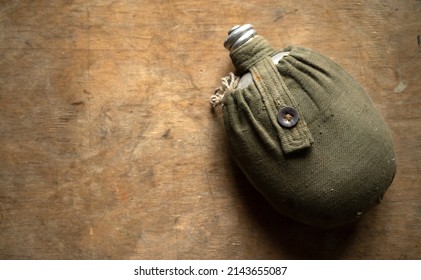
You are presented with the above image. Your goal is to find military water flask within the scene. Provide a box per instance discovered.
[214,24,397,228]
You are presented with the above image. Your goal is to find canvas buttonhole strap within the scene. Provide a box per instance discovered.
[250,57,314,154]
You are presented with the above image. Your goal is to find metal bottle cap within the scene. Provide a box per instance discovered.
[223,24,257,51]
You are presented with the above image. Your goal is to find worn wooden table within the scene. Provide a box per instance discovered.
[0,0,420,259]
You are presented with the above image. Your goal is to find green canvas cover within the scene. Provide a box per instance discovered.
[222,35,396,228]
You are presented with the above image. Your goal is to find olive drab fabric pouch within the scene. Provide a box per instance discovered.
[211,25,396,228]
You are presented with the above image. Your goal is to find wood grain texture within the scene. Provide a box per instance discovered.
[0,0,420,259]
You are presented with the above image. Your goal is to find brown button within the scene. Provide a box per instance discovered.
[277,106,299,128]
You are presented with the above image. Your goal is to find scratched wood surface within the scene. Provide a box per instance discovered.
[0,0,420,260]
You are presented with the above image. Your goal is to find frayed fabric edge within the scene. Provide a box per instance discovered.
[210,72,240,107]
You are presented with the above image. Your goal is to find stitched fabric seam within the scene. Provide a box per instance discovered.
[251,57,313,153]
